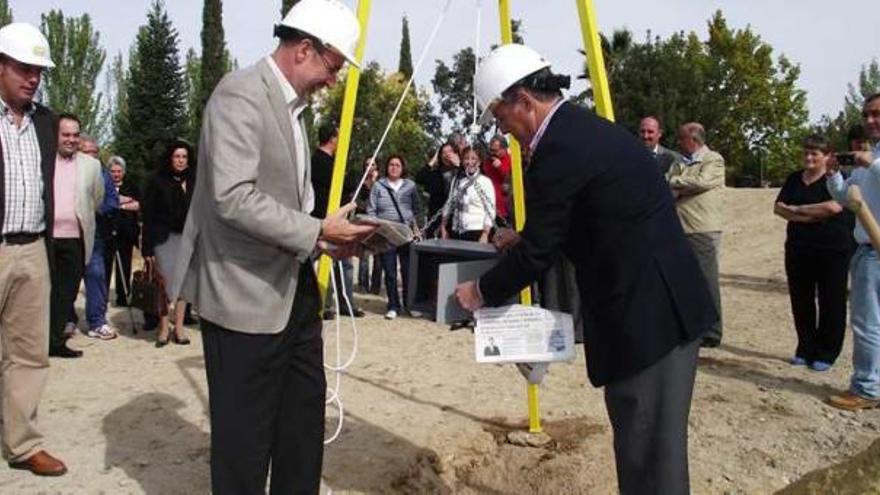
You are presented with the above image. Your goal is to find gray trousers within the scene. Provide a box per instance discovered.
[604,338,700,495]
[687,232,722,342]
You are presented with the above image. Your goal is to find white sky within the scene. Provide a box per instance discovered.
[12,0,880,122]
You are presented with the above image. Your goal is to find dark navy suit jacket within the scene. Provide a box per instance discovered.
[479,102,716,387]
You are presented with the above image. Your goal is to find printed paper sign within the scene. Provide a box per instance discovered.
[474,304,576,363]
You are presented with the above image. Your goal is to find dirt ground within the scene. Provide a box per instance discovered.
[2,188,879,494]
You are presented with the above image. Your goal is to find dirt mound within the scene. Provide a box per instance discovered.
[777,437,880,494]
[393,417,607,494]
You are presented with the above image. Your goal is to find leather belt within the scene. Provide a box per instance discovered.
[1,232,43,245]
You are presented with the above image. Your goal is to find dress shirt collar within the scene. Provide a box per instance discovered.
[686,145,710,164]
[528,98,565,156]
[56,153,75,165]
[266,55,308,119]
[0,95,35,125]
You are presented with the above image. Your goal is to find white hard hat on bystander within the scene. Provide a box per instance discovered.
[0,22,55,68]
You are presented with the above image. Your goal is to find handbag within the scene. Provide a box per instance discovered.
[380,182,422,242]
[130,262,169,317]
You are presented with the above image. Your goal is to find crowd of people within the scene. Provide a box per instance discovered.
[1,1,879,492]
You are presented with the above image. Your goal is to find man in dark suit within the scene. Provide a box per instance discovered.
[639,115,681,177]
[0,22,68,476]
[457,44,716,494]
[311,121,365,319]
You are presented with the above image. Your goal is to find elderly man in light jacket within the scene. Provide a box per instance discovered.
[668,122,726,347]
[48,113,104,358]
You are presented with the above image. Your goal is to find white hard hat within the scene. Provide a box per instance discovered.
[474,44,550,125]
[0,22,55,68]
[278,0,360,69]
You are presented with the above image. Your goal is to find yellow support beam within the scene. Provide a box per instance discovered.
[317,0,372,305]
[497,0,531,307]
[575,0,615,121]
[498,0,540,435]
[527,383,543,433]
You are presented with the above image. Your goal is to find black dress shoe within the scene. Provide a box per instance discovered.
[700,338,721,348]
[340,307,366,318]
[49,345,83,358]
[322,310,336,321]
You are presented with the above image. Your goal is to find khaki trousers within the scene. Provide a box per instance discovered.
[0,240,50,462]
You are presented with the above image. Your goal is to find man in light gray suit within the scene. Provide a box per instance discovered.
[171,1,374,493]
[640,115,681,177]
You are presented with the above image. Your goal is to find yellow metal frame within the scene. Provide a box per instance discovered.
[575,0,615,121]
[316,0,372,304]
[315,0,614,437]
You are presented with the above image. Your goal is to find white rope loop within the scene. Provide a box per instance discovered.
[324,259,358,445]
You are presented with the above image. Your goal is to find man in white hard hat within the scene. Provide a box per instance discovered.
[170,0,374,493]
[0,22,68,476]
[455,44,717,494]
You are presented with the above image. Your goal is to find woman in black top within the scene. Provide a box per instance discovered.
[142,141,195,347]
[774,134,856,371]
[415,142,460,237]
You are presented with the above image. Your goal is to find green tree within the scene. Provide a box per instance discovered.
[0,0,12,27]
[40,10,108,138]
[184,48,202,145]
[815,59,880,149]
[434,18,524,136]
[105,51,128,144]
[582,11,808,185]
[195,0,226,143]
[315,61,438,177]
[113,0,187,186]
[398,15,413,79]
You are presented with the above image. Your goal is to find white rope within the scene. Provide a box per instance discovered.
[324,260,358,445]
[471,0,482,130]
[351,0,455,202]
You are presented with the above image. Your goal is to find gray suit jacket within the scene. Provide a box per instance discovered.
[171,59,322,334]
[655,145,681,177]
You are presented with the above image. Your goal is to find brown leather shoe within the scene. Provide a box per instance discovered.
[8,450,67,476]
[827,390,880,411]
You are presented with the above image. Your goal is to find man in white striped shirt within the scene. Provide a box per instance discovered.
[0,23,68,476]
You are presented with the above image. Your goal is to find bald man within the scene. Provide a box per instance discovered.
[639,116,681,176]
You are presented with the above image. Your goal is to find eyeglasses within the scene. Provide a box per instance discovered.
[311,42,345,75]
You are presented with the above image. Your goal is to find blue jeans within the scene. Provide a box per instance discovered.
[84,237,109,329]
[849,245,880,399]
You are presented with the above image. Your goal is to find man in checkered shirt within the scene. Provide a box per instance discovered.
[0,23,68,476]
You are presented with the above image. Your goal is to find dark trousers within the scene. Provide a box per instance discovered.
[108,237,135,304]
[687,232,722,342]
[604,338,700,495]
[325,257,354,311]
[201,267,325,495]
[380,244,410,311]
[785,246,850,364]
[449,230,484,242]
[357,254,382,293]
[49,238,83,349]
